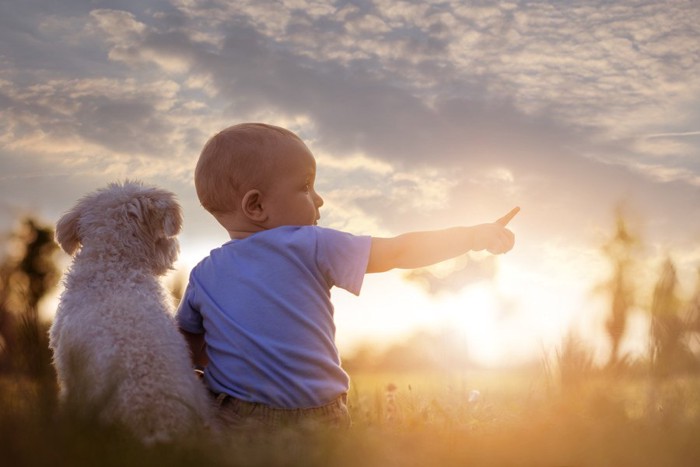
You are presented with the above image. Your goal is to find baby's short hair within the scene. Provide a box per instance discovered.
[195,123,303,215]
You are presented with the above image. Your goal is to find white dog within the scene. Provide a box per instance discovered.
[49,181,211,444]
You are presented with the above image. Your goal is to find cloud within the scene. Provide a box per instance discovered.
[0,77,181,157]
[404,255,498,296]
[645,131,700,139]
[1,0,699,251]
[31,4,700,168]
[122,1,699,178]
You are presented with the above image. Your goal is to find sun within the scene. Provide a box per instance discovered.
[316,252,594,369]
[434,283,510,367]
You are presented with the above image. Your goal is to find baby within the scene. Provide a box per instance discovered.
[177,123,518,430]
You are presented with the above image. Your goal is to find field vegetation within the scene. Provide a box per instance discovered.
[2,214,700,466]
[3,366,700,466]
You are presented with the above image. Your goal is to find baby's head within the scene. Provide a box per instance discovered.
[195,123,324,237]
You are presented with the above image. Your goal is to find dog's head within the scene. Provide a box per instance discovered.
[56,180,182,275]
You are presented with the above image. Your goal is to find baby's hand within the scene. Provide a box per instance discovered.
[471,207,519,254]
[496,207,520,228]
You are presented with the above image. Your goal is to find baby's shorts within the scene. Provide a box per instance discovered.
[209,390,351,432]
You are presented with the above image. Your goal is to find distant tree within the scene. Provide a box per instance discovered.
[0,217,60,377]
[0,261,17,373]
[649,257,695,378]
[685,268,700,336]
[17,219,59,318]
[341,342,381,373]
[599,208,640,369]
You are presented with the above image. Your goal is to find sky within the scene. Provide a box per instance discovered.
[1,0,699,367]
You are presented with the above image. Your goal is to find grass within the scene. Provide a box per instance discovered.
[3,368,700,467]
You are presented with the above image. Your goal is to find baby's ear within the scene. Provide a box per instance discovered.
[55,204,83,255]
[241,189,266,222]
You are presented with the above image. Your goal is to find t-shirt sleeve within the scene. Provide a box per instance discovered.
[315,227,372,296]
[175,273,204,334]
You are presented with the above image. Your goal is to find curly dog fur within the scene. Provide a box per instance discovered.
[50,181,211,444]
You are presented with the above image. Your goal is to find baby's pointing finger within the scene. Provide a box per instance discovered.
[496,207,520,227]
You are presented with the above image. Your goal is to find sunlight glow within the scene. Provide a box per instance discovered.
[437,284,506,366]
[335,263,580,368]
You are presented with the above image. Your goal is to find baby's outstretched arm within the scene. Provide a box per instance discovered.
[367,207,519,273]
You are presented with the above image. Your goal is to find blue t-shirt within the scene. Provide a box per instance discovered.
[176,226,371,408]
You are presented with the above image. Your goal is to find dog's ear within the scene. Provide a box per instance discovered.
[56,205,82,255]
[161,199,182,237]
[134,191,182,238]
[126,197,146,224]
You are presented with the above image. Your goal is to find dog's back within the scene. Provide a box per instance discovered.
[50,181,211,444]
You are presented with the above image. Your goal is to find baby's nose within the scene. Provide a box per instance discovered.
[314,191,324,207]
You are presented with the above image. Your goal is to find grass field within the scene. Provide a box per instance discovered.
[2,367,700,467]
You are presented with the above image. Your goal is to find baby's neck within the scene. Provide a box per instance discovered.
[227,224,270,239]
[216,212,265,240]
[228,229,256,240]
